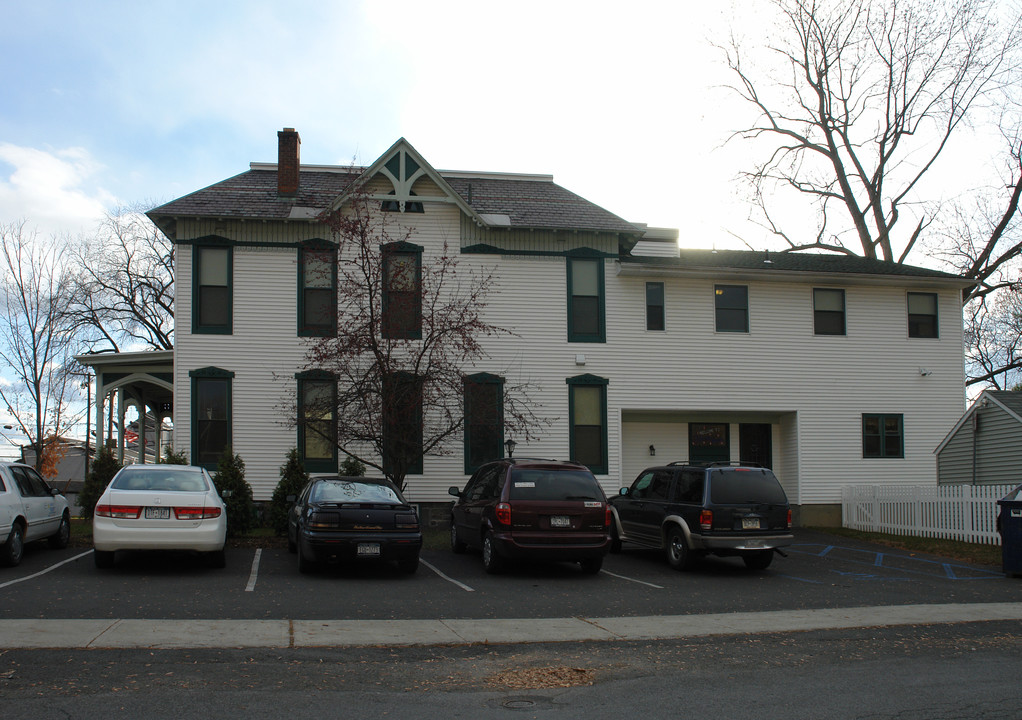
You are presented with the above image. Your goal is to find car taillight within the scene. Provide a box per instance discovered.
[308,512,338,528]
[786,509,792,529]
[95,505,142,519]
[605,504,612,528]
[495,502,512,526]
[395,513,419,530]
[699,510,713,531]
[174,507,222,520]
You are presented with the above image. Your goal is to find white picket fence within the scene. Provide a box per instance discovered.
[841,484,1015,546]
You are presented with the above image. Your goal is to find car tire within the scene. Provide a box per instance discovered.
[298,543,317,574]
[206,549,227,569]
[398,556,420,574]
[579,557,603,575]
[609,525,622,554]
[481,532,503,574]
[287,526,297,554]
[743,550,774,570]
[94,550,115,569]
[2,524,25,567]
[49,512,71,550]
[665,526,694,571]
[450,522,467,554]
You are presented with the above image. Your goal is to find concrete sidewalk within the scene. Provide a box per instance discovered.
[3,602,1022,649]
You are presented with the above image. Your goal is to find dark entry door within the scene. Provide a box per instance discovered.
[739,423,772,468]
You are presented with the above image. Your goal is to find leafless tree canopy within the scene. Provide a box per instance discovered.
[0,222,81,471]
[65,205,175,352]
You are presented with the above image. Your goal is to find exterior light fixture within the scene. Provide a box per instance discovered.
[649,444,655,456]
[505,438,516,458]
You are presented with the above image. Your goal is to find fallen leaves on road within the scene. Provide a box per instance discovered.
[484,665,595,689]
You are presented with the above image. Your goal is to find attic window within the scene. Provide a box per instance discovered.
[381,190,424,214]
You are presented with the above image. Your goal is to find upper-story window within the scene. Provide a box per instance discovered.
[908,292,938,338]
[298,244,337,337]
[714,285,748,333]
[193,245,232,334]
[813,288,846,336]
[382,242,423,339]
[567,256,606,342]
[646,282,665,331]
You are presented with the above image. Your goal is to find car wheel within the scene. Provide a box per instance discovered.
[665,526,694,571]
[2,524,25,567]
[49,512,71,550]
[481,532,503,574]
[450,522,467,554]
[206,549,227,569]
[298,542,317,574]
[579,557,603,575]
[609,525,622,554]
[398,556,420,574]
[94,550,115,569]
[287,526,297,554]
[743,550,774,571]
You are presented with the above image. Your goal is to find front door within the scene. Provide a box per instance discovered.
[689,423,729,464]
[739,423,772,468]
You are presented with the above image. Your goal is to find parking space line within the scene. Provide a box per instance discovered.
[245,549,262,592]
[420,559,475,592]
[599,569,664,589]
[0,550,93,590]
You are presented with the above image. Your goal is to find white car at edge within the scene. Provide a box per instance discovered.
[92,464,227,569]
[0,461,71,567]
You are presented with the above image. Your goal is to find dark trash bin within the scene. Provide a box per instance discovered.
[996,484,1022,578]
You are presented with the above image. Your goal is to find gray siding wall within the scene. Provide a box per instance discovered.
[938,405,1022,485]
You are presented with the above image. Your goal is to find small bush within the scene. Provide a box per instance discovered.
[340,455,366,477]
[269,448,309,535]
[212,448,254,537]
[162,447,189,465]
[77,447,122,520]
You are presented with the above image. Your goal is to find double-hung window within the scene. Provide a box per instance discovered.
[715,285,748,333]
[813,288,846,336]
[297,371,337,472]
[646,282,665,331]
[193,245,232,334]
[566,374,609,474]
[190,367,233,468]
[299,244,337,337]
[383,371,423,475]
[908,293,938,338]
[862,414,904,458]
[567,256,605,342]
[464,373,504,473]
[382,243,423,339]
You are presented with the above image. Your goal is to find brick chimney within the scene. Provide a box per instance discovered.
[277,128,301,196]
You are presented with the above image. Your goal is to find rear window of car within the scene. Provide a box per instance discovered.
[111,469,210,492]
[508,469,603,501]
[311,480,401,504]
[708,469,788,504]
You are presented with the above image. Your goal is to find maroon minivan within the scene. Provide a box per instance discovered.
[448,458,611,574]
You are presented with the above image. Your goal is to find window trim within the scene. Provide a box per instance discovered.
[862,413,905,459]
[296,370,338,473]
[463,372,505,474]
[192,241,233,335]
[297,242,338,338]
[714,284,749,333]
[813,287,846,336]
[907,292,939,339]
[566,374,609,474]
[381,241,423,340]
[646,281,665,332]
[566,253,606,343]
[189,367,234,470]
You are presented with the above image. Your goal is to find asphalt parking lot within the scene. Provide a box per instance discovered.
[1,529,1018,624]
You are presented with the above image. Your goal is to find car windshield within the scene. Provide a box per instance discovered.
[709,469,787,504]
[508,469,603,501]
[111,469,209,492]
[311,480,401,504]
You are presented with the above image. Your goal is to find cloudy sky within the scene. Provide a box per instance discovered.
[0,0,793,247]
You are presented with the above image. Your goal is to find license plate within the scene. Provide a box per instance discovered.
[145,507,171,520]
[357,542,380,556]
[550,516,571,528]
[742,518,761,530]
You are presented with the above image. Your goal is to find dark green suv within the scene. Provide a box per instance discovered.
[609,462,792,570]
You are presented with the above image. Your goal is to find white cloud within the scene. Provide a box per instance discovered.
[0,143,116,236]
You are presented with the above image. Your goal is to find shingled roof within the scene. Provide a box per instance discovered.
[620,248,968,283]
[149,167,639,237]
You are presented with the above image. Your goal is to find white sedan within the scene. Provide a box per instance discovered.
[1,462,71,566]
[92,465,227,568]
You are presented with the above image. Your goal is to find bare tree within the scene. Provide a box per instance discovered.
[65,205,174,352]
[287,187,545,491]
[0,222,81,471]
[723,0,1022,386]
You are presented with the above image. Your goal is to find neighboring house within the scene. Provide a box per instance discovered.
[84,128,970,526]
[936,390,1022,486]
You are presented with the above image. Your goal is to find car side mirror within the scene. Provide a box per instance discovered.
[221,489,234,498]
[286,494,297,503]
[619,487,629,496]
[448,486,462,498]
